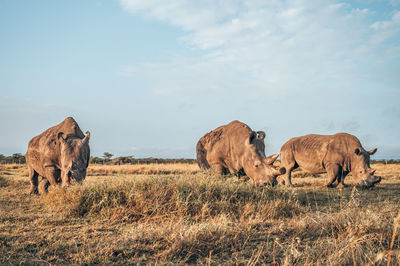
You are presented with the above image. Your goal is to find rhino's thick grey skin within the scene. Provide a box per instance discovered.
[279,133,380,189]
[196,120,285,186]
[26,117,90,194]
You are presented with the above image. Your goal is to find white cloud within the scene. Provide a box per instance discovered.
[370,10,400,43]
[119,0,239,31]
[117,0,400,157]
[119,0,394,99]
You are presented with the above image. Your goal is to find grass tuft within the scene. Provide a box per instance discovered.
[44,173,301,222]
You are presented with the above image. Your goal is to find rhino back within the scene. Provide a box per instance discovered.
[26,117,85,176]
[299,134,332,171]
[325,133,364,170]
[281,133,364,173]
[199,121,254,172]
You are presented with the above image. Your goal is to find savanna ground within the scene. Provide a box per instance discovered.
[0,162,399,265]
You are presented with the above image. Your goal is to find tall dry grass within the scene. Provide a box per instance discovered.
[44,173,300,222]
[87,163,200,176]
[1,163,399,264]
[42,170,399,264]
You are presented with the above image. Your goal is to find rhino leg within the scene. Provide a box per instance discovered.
[278,163,295,187]
[210,163,226,176]
[279,152,296,187]
[43,166,61,188]
[337,171,349,189]
[325,164,341,188]
[279,170,294,187]
[38,179,50,194]
[28,166,39,195]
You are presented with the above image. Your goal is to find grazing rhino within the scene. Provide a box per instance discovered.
[26,117,90,194]
[279,133,380,189]
[196,120,285,186]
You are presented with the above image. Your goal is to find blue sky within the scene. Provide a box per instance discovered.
[1,0,399,159]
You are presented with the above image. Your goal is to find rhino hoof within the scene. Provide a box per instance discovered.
[30,189,39,195]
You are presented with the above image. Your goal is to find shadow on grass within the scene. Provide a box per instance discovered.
[292,183,400,212]
[0,176,9,187]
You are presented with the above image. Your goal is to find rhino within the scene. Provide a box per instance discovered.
[196,120,285,186]
[26,117,90,194]
[279,133,381,189]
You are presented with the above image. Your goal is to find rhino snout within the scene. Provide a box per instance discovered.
[357,175,382,189]
[70,169,87,184]
[373,175,382,185]
[367,174,381,185]
[357,180,370,189]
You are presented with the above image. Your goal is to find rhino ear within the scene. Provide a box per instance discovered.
[257,131,266,140]
[264,153,279,165]
[368,148,377,155]
[57,132,66,143]
[249,131,257,144]
[81,131,90,145]
[354,148,361,155]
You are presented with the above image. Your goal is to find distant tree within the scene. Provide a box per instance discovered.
[90,156,104,164]
[112,156,135,165]
[12,153,25,164]
[103,152,113,160]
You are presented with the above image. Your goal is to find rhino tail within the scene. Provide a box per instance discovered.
[196,140,210,170]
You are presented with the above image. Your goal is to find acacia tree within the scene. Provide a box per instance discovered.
[103,152,113,160]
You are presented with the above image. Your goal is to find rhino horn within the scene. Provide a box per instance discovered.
[370,169,376,175]
[264,154,279,165]
[81,131,90,145]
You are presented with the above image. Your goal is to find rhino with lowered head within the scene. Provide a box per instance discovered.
[279,133,380,189]
[26,117,90,194]
[196,121,285,186]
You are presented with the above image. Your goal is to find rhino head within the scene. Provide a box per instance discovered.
[58,131,91,187]
[352,147,381,189]
[356,169,381,189]
[243,132,285,186]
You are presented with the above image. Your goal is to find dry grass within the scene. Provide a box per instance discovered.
[0,162,399,264]
[87,163,200,176]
